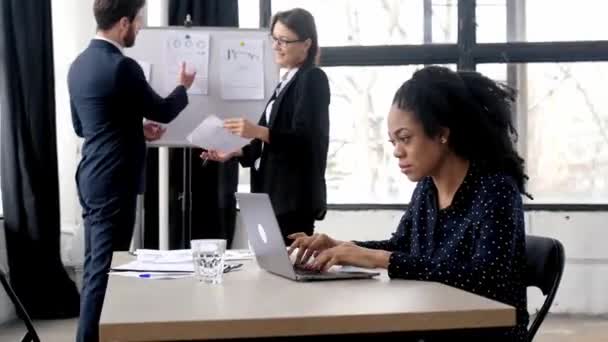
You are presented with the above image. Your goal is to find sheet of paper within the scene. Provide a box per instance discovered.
[165,31,210,95]
[135,249,191,263]
[219,39,265,100]
[135,60,151,82]
[186,115,251,152]
[112,260,194,273]
[225,249,254,261]
[134,248,253,263]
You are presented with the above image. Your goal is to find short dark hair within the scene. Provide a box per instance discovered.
[392,65,531,198]
[94,0,146,31]
[270,8,319,66]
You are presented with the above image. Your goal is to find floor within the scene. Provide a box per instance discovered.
[0,315,607,341]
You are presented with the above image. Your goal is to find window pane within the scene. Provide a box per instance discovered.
[431,0,458,43]
[270,0,457,46]
[525,0,608,41]
[325,65,455,204]
[476,0,506,43]
[477,0,608,43]
[239,65,456,204]
[238,0,260,29]
[478,63,608,203]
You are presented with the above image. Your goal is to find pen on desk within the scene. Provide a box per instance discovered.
[224,263,243,273]
[138,273,191,278]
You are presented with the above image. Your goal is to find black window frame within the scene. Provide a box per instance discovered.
[260,0,608,211]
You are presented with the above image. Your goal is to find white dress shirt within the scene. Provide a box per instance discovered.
[264,67,299,123]
[94,34,124,54]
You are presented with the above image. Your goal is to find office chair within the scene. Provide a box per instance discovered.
[524,235,565,341]
[0,269,41,342]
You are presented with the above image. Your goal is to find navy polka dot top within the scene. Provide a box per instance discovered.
[355,162,528,341]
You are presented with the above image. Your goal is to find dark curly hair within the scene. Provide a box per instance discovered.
[392,65,532,199]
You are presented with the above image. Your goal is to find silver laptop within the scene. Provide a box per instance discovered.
[235,192,380,281]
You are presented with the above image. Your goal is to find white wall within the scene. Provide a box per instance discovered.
[53,0,96,230]
[53,0,169,233]
[525,211,608,315]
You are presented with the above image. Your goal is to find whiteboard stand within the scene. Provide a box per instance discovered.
[129,194,145,253]
[159,147,169,250]
[125,26,278,250]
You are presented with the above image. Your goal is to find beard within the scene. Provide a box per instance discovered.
[123,25,137,47]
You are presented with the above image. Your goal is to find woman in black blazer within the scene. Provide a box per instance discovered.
[203,8,330,245]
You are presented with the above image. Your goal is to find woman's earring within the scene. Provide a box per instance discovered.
[441,137,447,144]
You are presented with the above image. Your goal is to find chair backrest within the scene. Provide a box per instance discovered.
[524,234,565,341]
[0,269,41,342]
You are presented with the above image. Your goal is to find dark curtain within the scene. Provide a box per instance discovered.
[143,149,159,249]
[169,0,239,27]
[0,0,79,318]
[143,0,239,249]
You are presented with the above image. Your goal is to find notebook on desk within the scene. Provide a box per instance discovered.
[235,192,380,281]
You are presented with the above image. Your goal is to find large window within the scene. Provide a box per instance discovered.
[239,0,608,206]
[324,65,455,204]
[477,0,608,43]
[272,0,457,45]
[479,63,608,203]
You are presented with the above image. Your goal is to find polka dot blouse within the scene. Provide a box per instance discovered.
[355,162,528,341]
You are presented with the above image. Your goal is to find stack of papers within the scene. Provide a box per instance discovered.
[135,249,191,263]
[134,248,254,262]
[109,249,254,279]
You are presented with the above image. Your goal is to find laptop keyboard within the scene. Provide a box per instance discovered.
[294,265,322,275]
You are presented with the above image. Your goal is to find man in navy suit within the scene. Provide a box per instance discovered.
[68,1,195,340]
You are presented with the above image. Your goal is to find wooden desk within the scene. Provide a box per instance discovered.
[99,252,515,341]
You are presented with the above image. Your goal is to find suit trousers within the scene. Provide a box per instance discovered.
[276,211,315,246]
[76,192,136,342]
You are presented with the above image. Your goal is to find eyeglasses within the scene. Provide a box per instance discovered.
[270,35,305,47]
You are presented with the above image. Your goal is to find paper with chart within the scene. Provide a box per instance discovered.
[219,39,264,100]
[165,31,210,95]
[186,115,251,152]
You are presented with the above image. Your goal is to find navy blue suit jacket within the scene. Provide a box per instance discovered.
[68,39,188,202]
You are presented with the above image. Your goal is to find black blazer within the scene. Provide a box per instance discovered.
[240,65,330,219]
[68,39,188,200]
